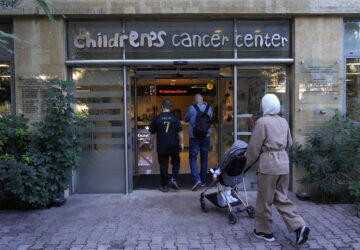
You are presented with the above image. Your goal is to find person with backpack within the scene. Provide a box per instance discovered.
[184,94,212,191]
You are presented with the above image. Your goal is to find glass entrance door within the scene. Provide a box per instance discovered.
[236,67,289,190]
[132,67,221,176]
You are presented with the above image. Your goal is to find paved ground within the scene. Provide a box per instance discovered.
[0,190,360,250]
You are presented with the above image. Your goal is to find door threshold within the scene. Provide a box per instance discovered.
[133,174,212,190]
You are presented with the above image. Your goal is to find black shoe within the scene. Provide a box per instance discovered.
[201,183,206,187]
[296,225,310,245]
[170,178,180,190]
[159,186,168,192]
[191,181,201,191]
[253,229,275,242]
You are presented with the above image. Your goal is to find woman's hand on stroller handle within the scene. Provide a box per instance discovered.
[209,168,221,181]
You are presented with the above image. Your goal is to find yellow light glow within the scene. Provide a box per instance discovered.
[36,75,50,81]
[215,29,222,33]
[254,29,261,33]
[206,83,214,90]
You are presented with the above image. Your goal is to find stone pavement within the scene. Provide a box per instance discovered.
[0,190,359,250]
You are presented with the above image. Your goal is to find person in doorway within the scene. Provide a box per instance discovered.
[149,99,184,192]
[246,94,310,245]
[184,94,212,191]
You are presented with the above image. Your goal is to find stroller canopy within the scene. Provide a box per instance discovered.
[219,140,248,175]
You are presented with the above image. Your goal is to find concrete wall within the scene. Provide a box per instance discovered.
[1,0,360,15]
[292,16,343,192]
[14,16,66,124]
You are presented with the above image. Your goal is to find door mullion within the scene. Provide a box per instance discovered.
[134,76,139,175]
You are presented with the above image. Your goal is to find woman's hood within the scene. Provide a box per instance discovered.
[262,94,280,115]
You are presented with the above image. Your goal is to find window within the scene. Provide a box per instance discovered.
[346,58,360,121]
[0,62,11,115]
[345,21,360,121]
[0,22,13,115]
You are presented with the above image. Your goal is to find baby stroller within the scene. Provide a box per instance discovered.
[199,140,255,224]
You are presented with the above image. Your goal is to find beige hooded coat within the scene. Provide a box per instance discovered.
[246,94,305,235]
[246,94,293,175]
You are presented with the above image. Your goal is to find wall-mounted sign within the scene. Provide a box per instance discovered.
[68,20,291,60]
[18,78,51,123]
[156,84,216,96]
[158,89,188,94]
[73,30,288,49]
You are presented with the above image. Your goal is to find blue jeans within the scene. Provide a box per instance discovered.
[189,136,210,184]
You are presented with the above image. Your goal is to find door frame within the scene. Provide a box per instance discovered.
[132,66,224,175]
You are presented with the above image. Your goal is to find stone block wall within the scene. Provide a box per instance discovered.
[292,16,343,192]
[14,16,66,125]
[1,0,360,15]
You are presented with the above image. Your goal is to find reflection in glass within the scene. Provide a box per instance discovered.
[236,67,288,190]
[83,144,124,150]
[77,97,122,103]
[346,58,360,121]
[219,77,234,158]
[84,132,123,139]
[345,22,360,53]
[0,62,11,115]
[77,86,123,91]
[88,109,121,115]
[237,67,288,141]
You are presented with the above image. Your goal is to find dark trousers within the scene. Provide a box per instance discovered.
[158,151,180,187]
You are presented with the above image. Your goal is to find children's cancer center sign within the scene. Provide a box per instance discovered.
[68,20,290,59]
[73,29,288,49]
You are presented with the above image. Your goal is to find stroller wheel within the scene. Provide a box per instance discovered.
[200,198,207,212]
[228,211,237,224]
[246,206,255,218]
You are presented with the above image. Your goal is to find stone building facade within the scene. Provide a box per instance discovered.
[0,0,359,194]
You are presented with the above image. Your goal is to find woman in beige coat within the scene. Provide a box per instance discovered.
[246,94,310,245]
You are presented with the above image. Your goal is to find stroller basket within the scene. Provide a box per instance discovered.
[205,192,242,208]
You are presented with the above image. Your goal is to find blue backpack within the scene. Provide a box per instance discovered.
[192,104,211,139]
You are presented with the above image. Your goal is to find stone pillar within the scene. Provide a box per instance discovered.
[13,16,66,125]
[292,16,343,192]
